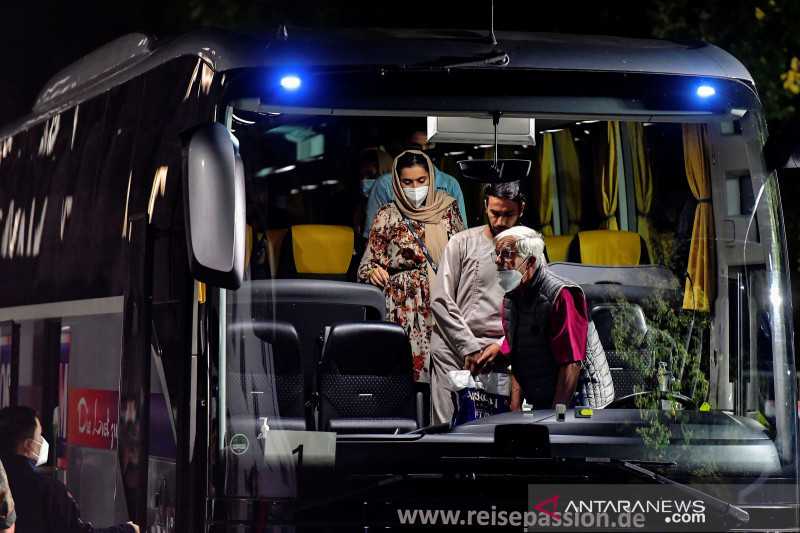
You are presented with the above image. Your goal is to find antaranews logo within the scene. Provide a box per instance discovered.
[525,492,646,531]
[527,485,710,532]
[531,495,560,518]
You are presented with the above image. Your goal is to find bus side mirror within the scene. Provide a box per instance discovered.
[183,123,245,290]
[764,120,800,172]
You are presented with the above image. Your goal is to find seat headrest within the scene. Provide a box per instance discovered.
[322,322,412,375]
[577,230,643,266]
[251,320,300,346]
[544,235,574,263]
[249,320,301,373]
[291,225,354,274]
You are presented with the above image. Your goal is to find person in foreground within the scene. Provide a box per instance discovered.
[358,149,464,381]
[429,181,525,424]
[0,406,140,533]
[494,226,588,409]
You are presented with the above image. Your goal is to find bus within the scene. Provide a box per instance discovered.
[0,27,797,531]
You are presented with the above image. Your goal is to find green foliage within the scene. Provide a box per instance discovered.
[612,292,710,405]
[610,291,711,456]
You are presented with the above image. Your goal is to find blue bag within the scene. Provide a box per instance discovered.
[446,370,511,426]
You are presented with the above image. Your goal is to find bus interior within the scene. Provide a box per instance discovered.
[218,104,793,497]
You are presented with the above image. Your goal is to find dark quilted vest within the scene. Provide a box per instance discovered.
[504,265,583,408]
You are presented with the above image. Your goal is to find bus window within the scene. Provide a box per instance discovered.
[213,105,796,500]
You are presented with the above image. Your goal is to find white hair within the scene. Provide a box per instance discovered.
[494,226,547,269]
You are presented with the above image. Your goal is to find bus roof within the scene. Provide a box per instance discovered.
[262,27,754,81]
[6,27,755,135]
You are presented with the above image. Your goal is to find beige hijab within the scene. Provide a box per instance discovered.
[391,150,455,275]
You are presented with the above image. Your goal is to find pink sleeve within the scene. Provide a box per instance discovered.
[499,299,511,355]
[549,288,588,365]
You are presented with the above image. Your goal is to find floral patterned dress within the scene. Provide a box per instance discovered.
[358,201,465,382]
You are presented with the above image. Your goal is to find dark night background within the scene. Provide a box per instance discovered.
[2,0,800,327]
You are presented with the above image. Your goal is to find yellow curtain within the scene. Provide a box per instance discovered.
[554,130,582,234]
[197,281,206,304]
[682,124,715,312]
[535,133,555,235]
[594,122,620,230]
[629,123,654,259]
[245,224,254,268]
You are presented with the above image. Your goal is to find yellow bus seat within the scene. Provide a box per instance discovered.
[290,224,354,275]
[244,226,288,278]
[265,229,289,276]
[543,235,574,263]
[571,230,649,266]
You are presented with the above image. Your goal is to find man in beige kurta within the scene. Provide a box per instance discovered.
[430,182,525,424]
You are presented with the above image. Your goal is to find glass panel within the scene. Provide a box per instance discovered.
[213,109,797,502]
[726,176,741,216]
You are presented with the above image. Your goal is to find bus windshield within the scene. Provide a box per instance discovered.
[213,107,797,500]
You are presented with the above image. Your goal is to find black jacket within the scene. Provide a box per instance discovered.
[0,454,133,533]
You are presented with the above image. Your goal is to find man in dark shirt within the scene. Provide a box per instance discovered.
[0,406,139,533]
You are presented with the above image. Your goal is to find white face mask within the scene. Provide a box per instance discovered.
[403,186,428,208]
[497,269,523,293]
[496,258,529,293]
[360,178,376,197]
[34,437,49,467]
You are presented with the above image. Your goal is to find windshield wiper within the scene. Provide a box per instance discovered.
[585,457,750,526]
[405,1,511,70]
[403,51,511,70]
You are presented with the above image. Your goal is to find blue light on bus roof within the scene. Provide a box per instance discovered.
[696,84,716,98]
[280,74,302,91]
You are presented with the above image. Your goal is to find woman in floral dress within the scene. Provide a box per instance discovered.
[358,150,464,382]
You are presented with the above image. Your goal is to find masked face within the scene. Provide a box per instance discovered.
[496,258,530,292]
[403,186,429,208]
[25,418,48,466]
[496,268,521,292]
[359,161,379,197]
[34,437,49,467]
[495,239,532,293]
[360,178,376,197]
[399,165,430,208]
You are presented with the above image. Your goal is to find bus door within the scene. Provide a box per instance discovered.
[707,115,764,414]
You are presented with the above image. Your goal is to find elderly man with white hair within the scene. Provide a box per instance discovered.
[493,226,589,410]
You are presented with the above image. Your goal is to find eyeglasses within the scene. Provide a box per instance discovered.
[496,248,517,261]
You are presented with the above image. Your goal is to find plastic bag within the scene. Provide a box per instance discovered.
[446,369,511,426]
